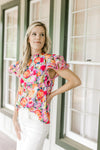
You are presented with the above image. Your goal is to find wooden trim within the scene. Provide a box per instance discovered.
[49,0,54,53]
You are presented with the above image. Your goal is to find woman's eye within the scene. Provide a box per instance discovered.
[32,33,36,36]
[41,33,44,36]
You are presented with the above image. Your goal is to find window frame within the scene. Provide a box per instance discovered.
[55,0,100,150]
[0,0,20,117]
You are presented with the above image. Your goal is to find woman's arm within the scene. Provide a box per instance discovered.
[12,80,21,140]
[46,68,81,104]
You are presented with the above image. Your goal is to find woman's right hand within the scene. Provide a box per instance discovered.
[13,117,21,140]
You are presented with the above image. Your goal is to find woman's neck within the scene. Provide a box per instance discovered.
[31,49,42,55]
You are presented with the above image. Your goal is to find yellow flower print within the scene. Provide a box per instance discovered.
[43,102,46,109]
[28,90,35,98]
[40,76,43,83]
[37,89,44,99]
[41,97,45,102]
[37,71,41,77]
[32,84,37,88]
[45,54,51,59]
[34,57,41,64]
[18,87,23,95]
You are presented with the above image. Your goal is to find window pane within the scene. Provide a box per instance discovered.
[3,60,16,107]
[9,75,16,91]
[86,89,100,115]
[86,37,100,62]
[3,7,18,109]
[70,38,84,61]
[72,87,85,112]
[71,111,83,135]
[87,65,100,90]
[72,64,86,87]
[87,8,100,35]
[30,1,40,22]
[4,7,18,59]
[40,0,50,19]
[85,115,98,142]
[29,0,50,28]
[7,12,13,26]
[7,27,17,43]
[88,0,100,8]
[8,90,15,105]
[72,0,86,11]
[6,44,16,58]
[72,12,85,36]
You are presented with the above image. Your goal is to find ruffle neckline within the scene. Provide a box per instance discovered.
[30,52,45,58]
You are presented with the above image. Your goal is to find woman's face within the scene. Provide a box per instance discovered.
[28,26,45,52]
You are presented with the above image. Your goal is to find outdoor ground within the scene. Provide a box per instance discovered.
[0,131,16,150]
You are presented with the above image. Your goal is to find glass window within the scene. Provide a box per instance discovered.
[72,0,86,11]
[3,6,18,111]
[29,0,50,30]
[65,1,100,149]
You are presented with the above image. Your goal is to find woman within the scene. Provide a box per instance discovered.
[9,21,81,150]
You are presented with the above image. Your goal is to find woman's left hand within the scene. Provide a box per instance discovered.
[46,94,54,105]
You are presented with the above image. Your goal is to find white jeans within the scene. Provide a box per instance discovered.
[16,108,50,150]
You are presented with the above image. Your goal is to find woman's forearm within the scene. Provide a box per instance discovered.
[13,81,20,121]
[13,92,19,121]
[51,80,81,97]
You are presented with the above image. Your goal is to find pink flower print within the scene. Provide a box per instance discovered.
[20,97,28,107]
[30,75,36,83]
[47,80,51,86]
[23,70,31,78]
[24,82,27,87]
[31,98,36,103]
[36,101,41,108]
[44,80,51,87]
[44,80,47,87]
[33,70,37,75]
[42,109,46,114]
[45,76,48,80]
[47,87,51,93]
[43,113,48,122]
[40,57,44,63]
[20,78,24,84]
[30,66,34,71]
[44,90,47,95]
[27,86,31,90]
[40,65,46,71]
[34,57,41,64]
[37,89,45,99]
[27,100,34,108]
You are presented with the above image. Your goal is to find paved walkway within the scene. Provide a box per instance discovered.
[0,131,16,150]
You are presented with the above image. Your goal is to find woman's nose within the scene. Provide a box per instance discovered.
[36,34,40,39]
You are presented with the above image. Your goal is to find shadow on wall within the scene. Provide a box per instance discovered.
[0,131,16,150]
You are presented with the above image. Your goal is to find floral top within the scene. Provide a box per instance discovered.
[8,52,69,124]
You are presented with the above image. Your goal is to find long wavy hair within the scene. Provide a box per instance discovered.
[19,21,51,74]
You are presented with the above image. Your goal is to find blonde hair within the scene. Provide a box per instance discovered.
[19,21,51,74]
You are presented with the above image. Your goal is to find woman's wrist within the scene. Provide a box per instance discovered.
[50,90,57,97]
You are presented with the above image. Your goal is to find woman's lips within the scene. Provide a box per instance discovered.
[34,41,41,43]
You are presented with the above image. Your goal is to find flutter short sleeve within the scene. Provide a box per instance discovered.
[46,54,69,80]
[8,60,20,78]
